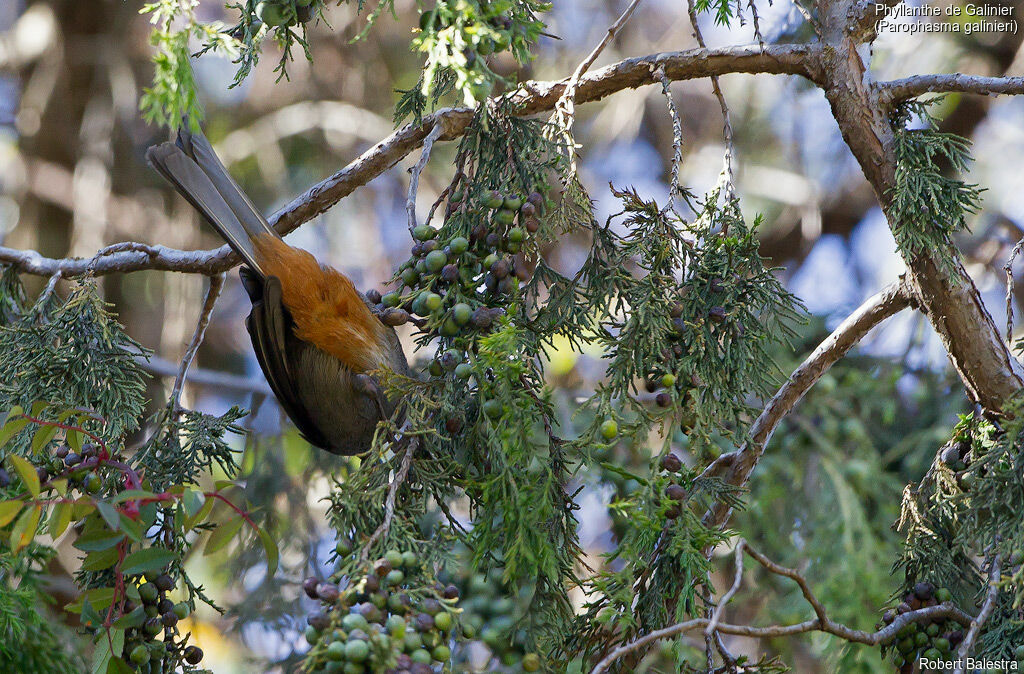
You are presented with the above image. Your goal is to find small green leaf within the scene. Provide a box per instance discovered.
[110,490,157,504]
[29,400,50,418]
[118,513,144,543]
[8,455,40,496]
[182,488,204,518]
[95,501,120,530]
[113,605,147,629]
[2,405,24,423]
[70,588,117,614]
[183,494,214,531]
[10,505,41,552]
[140,501,158,530]
[48,502,72,538]
[106,656,134,674]
[30,424,59,455]
[203,515,244,556]
[73,496,97,519]
[74,530,125,552]
[52,478,68,496]
[0,417,28,448]
[81,546,121,572]
[80,597,103,630]
[258,525,279,576]
[90,626,124,674]
[121,547,177,575]
[0,500,23,527]
[66,428,82,452]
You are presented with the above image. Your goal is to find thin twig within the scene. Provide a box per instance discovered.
[37,270,63,306]
[686,0,737,203]
[591,539,973,674]
[362,436,418,560]
[1004,237,1024,346]
[880,73,1024,104]
[791,0,822,34]
[553,0,646,171]
[406,122,444,234]
[705,541,746,637]
[953,550,1003,671]
[169,273,225,413]
[746,0,764,48]
[653,66,686,203]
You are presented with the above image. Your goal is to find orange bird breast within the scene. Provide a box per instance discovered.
[252,235,391,373]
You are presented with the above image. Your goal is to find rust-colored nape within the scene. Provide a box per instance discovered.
[251,234,390,373]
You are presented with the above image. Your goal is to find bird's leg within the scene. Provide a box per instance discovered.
[353,373,390,421]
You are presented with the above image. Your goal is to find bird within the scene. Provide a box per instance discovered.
[147,125,410,455]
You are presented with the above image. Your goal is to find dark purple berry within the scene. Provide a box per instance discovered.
[666,484,686,501]
[183,646,203,665]
[660,454,682,472]
[308,611,330,631]
[382,308,411,326]
[317,583,340,603]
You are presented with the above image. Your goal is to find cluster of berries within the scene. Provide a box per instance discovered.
[418,3,532,101]
[880,582,960,670]
[368,189,543,371]
[657,453,686,520]
[437,562,542,672]
[302,549,458,674]
[0,441,118,497]
[120,571,201,672]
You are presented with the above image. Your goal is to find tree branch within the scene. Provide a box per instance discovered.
[880,74,1024,104]
[815,24,1024,415]
[591,538,972,674]
[0,43,820,278]
[702,279,913,525]
[553,0,646,170]
[953,550,1003,670]
[169,273,225,414]
[138,355,271,396]
[406,122,444,234]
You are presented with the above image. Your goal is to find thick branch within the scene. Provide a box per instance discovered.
[817,28,1024,412]
[703,278,913,527]
[0,44,820,278]
[849,0,903,42]
[880,74,1024,103]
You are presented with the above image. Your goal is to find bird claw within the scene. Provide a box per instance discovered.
[354,374,389,420]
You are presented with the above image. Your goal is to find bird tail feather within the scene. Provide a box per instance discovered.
[146,124,278,276]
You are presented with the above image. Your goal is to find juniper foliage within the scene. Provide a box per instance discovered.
[889,98,982,277]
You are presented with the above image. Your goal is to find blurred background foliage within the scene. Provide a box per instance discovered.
[1,0,1023,671]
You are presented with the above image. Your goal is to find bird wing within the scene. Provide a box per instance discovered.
[246,275,331,450]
